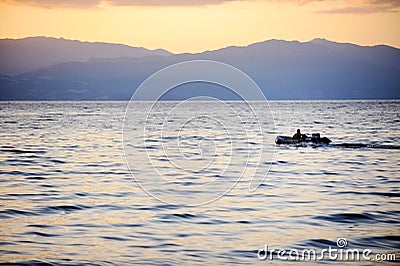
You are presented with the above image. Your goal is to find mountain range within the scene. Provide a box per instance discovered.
[0,37,399,100]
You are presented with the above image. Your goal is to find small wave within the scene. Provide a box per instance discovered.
[313,212,378,224]
[112,223,144,228]
[101,236,131,241]
[0,209,38,219]
[27,224,56,229]
[0,260,68,266]
[39,204,89,215]
[303,238,337,248]
[25,176,47,180]
[228,249,257,259]
[48,159,67,164]
[351,235,400,249]
[170,213,198,219]
[23,231,61,237]
[0,148,47,154]
[158,213,200,221]
[337,191,400,198]
[0,171,50,176]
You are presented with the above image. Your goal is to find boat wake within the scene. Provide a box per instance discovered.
[279,142,400,150]
[331,143,400,149]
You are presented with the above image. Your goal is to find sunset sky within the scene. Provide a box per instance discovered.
[0,0,399,53]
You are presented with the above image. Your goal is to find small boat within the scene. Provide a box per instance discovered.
[275,133,400,149]
[275,133,331,145]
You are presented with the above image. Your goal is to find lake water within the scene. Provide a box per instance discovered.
[0,100,399,265]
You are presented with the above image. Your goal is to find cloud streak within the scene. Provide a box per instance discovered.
[2,0,100,8]
[107,0,235,7]
[2,0,400,13]
[1,0,237,8]
[318,0,400,14]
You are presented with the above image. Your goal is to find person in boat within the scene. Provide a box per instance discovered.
[293,129,306,140]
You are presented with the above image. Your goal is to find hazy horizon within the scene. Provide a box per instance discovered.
[1,0,399,53]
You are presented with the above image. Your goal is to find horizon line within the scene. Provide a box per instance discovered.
[2,99,399,102]
[1,35,399,54]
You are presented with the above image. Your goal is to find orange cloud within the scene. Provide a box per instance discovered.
[318,0,400,14]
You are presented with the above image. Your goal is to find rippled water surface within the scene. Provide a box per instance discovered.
[0,100,399,265]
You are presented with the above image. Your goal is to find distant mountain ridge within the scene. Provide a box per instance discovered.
[0,37,399,100]
[0,36,171,75]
